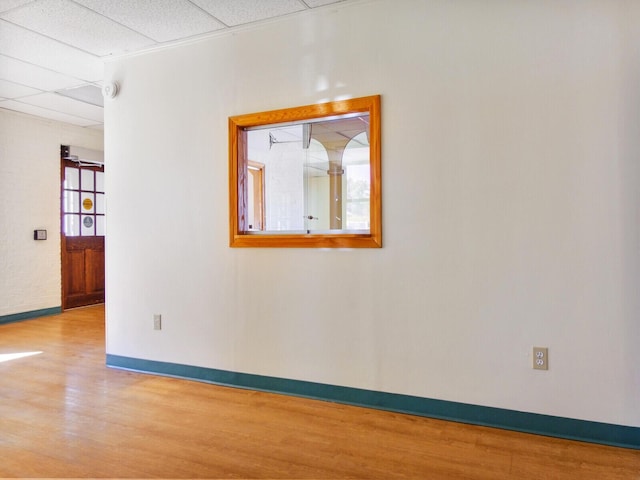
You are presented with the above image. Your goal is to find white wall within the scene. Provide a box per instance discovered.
[0,109,103,316]
[105,0,640,427]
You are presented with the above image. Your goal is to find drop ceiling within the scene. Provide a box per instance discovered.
[0,0,351,129]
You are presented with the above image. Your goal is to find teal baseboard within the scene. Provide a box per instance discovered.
[106,354,640,450]
[0,306,62,325]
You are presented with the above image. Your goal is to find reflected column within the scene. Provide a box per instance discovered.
[327,149,345,229]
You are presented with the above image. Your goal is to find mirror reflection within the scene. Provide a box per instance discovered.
[245,113,370,234]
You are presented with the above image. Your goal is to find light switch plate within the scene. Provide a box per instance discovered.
[34,229,47,240]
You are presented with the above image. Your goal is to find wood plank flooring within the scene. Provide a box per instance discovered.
[0,305,638,478]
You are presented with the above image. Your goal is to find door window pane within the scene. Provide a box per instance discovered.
[96,216,106,236]
[81,169,94,191]
[81,215,95,236]
[95,193,105,214]
[64,167,79,189]
[81,193,95,213]
[63,154,106,239]
[63,190,80,213]
[95,171,105,192]
[64,214,80,236]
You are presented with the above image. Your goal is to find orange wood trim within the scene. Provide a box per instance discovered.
[229,233,381,249]
[229,95,382,248]
[368,95,382,247]
[229,96,377,129]
[229,119,244,244]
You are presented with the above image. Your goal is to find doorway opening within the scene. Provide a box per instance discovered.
[60,145,105,309]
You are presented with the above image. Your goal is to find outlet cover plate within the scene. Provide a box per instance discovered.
[533,347,548,370]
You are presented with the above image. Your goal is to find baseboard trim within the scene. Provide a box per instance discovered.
[106,354,640,450]
[0,306,62,325]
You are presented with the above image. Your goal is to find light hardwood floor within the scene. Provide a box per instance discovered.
[0,305,638,479]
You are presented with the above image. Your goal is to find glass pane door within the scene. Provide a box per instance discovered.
[63,164,105,237]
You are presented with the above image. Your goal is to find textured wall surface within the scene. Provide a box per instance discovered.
[0,109,103,316]
[105,0,640,427]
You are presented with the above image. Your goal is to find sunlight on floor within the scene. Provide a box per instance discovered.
[0,351,42,363]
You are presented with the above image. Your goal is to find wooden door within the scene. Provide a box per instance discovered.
[61,153,105,309]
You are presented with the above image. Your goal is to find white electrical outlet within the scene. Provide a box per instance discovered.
[533,347,548,370]
[153,314,162,330]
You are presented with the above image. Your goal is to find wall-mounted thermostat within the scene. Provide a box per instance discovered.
[34,229,47,240]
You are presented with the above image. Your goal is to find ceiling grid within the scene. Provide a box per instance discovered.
[0,0,351,129]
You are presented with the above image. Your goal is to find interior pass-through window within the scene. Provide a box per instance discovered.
[229,95,381,248]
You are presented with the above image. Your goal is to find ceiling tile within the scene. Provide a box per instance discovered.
[0,0,359,127]
[74,0,225,43]
[0,78,40,98]
[56,84,103,107]
[191,0,305,27]
[0,99,99,126]
[19,92,103,122]
[0,19,103,81]
[0,0,155,56]
[0,54,84,90]
[0,0,33,14]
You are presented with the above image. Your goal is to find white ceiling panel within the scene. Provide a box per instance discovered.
[0,54,84,90]
[0,19,103,81]
[191,0,305,27]
[0,78,40,98]
[73,0,225,43]
[0,99,99,126]
[0,0,34,14]
[0,0,155,56]
[56,84,103,107]
[19,92,103,122]
[0,0,355,128]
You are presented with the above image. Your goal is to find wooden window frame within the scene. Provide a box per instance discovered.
[229,95,381,248]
